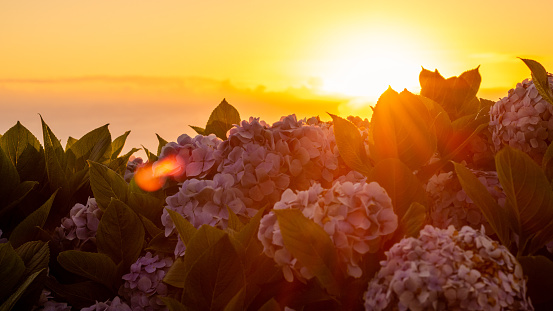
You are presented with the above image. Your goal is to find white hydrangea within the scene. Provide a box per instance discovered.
[489,75,553,162]
[258,180,398,281]
[119,252,174,311]
[426,170,505,232]
[364,225,533,311]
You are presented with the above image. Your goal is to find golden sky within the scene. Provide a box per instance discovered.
[1,0,552,152]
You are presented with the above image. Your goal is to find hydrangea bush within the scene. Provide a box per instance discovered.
[2,58,553,311]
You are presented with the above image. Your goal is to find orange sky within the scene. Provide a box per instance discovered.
[1,0,552,153]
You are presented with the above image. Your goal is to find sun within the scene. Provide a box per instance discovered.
[314,31,434,104]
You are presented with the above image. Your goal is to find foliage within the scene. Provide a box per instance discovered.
[2,60,553,310]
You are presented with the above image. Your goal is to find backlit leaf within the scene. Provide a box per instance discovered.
[110,131,131,159]
[329,113,372,176]
[182,234,245,311]
[41,115,68,192]
[156,133,168,156]
[223,287,246,311]
[520,58,553,105]
[159,296,188,311]
[89,161,128,210]
[96,199,144,266]
[368,158,427,219]
[0,121,44,182]
[58,250,117,291]
[67,124,111,171]
[10,190,56,248]
[0,147,19,205]
[396,202,427,239]
[495,146,553,250]
[275,209,341,296]
[370,89,436,170]
[189,125,206,135]
[454,162,510,247]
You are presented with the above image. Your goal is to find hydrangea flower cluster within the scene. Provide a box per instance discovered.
[363,225,533,311]
[489,75,553,162]
[53,197,102,251]
[81,297,131,311]
[124,156,144,182]
[32,289,71,311]
[426,170,505,232]
[119,252,174,311]
[258,180,398,281]
[159,133,222,181]
[0,229,7,243]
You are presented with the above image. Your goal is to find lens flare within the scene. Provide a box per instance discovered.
[134,155,182,192]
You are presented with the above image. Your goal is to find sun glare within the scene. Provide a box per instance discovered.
[316,32,432,103]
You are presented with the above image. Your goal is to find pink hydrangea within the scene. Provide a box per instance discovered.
[489,75,553,163]
[32,289,71,311]
[124,156,144,182]
[53,197,102,250]
[119,252,174,311]
[364,225,533,311]
[426,170,505,232]
[0,229,7,243]
[258,180,398,281]
[81,297,131,311]
[158,133,222,181]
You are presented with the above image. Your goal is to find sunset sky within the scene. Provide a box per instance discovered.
[1,0,552,154]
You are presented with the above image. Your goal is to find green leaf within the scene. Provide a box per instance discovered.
[0,181,38,218]
[110,131,131,160]
[520,58,553,105]
[275,209,341,296]
[65,136,78,151]
[396,202,427,239]
[329,113,372,176]
[368,158,427,219]
[519,255,553,305]
[41,115,68,192]
[159,296,189,311]
[45,278,113,310]
[15,241,49,279]
[0,243,25,301]
[143,145,158,162]
[166,208,197,246]
[164,256,186,288]
[181,225,226,285]
[0,146,19,205]
[156,133,168,156]
[227,207,245,232]
[203,99,241,140]
[108,147,140,176]
[0,269,43,311]
[454,162,510,247]
[257,298,281,311]
[542,141,553,181]
[140,214,163,238]
[182,234,246,311]
[419,67,481,120]
[67,124,111,171]
[89,161,128,210]
[223,287,246,311]
[146,232,177,254]
[0,121,44,182]
[58,250,118,291]
[127,180,165,224]
[189,125,206,135]
[9,190,56,248]
[370,89,436,170]
[96,199,144,266]
[495,146,553,251]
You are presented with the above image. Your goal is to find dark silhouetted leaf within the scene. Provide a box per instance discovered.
[163,256,186,288]
[0,121,44,182]
[45,278,113,310]
[0,242,25,302]
[203,99,241,140]
[65,137,77,151]
[159,296,188,311]
[58,250,118,291]
[9,190,56,248]
[41,115,68,193]
[108,147,140,176]
[275,209,341,296]
[182,234,245,311]
[66,124,111,172]
[519,255,553,305]
[96,199,144,266]
[110,131,131,160]
[396,202,427,239]
[542,141,553,181]
[0,147,19,205]
[520,58,553,105]
[189,125,206,135]
[368,158,427,219]
[223,287,246,311]
[142,145,158,162]
[257,298,281,311]
[0,269,43,311]
[370,89,436,170]
[89,161,128,210]
[156,133,168,156]
[15,240,49,279]
[495,146,553,252]
[454,162,510,247]
[329,113,372,176]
